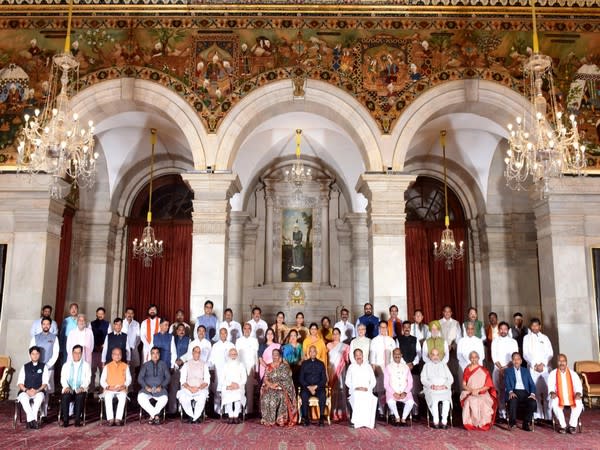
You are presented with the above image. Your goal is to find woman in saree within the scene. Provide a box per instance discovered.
[320,316,333,344]
[302,322,328,367]
[327,327,350,421]
[282,329,303,385]
[290,312,309,343]
[259,328,281,380]
[260,348,298,426]
[460,350,497,431]
[271,311,289,345]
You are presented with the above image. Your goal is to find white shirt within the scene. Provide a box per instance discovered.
[345,362,376,392]
[456,335,485,370]
[349,336,371,364]
[122,318,141,350]
[17,362,50,387]
[334,320,356,343]
[523,331,553,369]
[209,340,235,371]
[439,317,461,345]
[491,335,518,367]
[30,319,58,337]
[514,367,525,391]
[236,335,259,375]
[100,363,132,390]
[60,360,91,391]
[186,338,212,364]
[140,318,160,348]
[410,323,430,343]
[246,319,268,343]
[369,335,397,366]
[29,334,59,370]
[215,320,243,344]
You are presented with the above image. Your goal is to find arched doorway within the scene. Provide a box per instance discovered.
[405,176,468,323]
[125,174,193,321]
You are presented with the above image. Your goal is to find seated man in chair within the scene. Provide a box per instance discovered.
[60,345,91,427]
[138,346,170,424]
[505,352,537,432]
[220,348,247,424]
[17,346,49,429]
[345,348,377,429]
[299,345,327,427]
[421,348,453,429]
[548,353,584,434]
[384,348,415,426]
[178,345,210,423]
[100,347,131,426]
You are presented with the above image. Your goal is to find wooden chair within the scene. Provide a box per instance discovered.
[0,356,12,401]
[574,360,600,409]
[297,386,332,425]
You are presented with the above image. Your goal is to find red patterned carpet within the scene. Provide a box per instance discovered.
[2,401,599,450]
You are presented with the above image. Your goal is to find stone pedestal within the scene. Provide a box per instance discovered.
[345,213,369,320]
[357,173,416,320]
[533,178,600,362]
[0,175,65,398]
[182,172,241,321]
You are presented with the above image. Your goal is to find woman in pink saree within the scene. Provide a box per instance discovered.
[259,328,281,380]
[327,327,350,421]
[460,351,497,431]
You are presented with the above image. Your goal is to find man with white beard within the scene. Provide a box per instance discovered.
[235,322,259,415]
[491,321,518,420]
[523,318,553,421]
[349,324,370,364]
[220,348,247,424]
[369,321,397,416]
[345,348,377,429]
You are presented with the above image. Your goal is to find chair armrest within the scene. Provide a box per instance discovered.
[580,373,591,391]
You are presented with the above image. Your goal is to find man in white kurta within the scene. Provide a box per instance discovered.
[140,305,160,362]
[491,321,518,420]
[421,348,453,428]
[216,308,243,344]
[548,354,584,433]
[220,348,247,423]
[369,321,397,415]
[236,323,259,415]
[349,324,371,364]
[122,307,141,370]
[334,308,356,344]
[177,345,210,422]
[246,307,268,344]
[209,328,235,414]
[457,322,485,371]
[187,325,212,364]
[345,348,377,429]
[523,318,553,420]
[66,315,94,366]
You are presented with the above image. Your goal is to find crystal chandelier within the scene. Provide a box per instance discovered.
[433,130,464,270]
[504,1,586,195]
[17,0,97,199]
[284,129,312,196]
[132,128,164,268]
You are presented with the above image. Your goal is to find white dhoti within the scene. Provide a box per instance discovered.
[177,387,209,420]
[349,390,377,429]
[530,368,551,419]
[18,392,45,422]
[552,398,583,429]
[103,391,127,421]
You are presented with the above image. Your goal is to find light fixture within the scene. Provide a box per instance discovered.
[433,130,464,270]
[504,0,586,195]
[132,128,164,268]
[284,129,312,197]
[17,0,97,199]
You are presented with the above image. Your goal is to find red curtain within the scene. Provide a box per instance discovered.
[125,221,192,322]
[55,207,74,325]
[406,223,467,323]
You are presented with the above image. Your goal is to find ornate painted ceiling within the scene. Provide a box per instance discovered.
[0,1,598,168]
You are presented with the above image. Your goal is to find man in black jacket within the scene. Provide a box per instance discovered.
[299,345,327,426]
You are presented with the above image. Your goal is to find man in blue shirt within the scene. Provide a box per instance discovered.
[355,303,380,339]
[194,300,218,342]
[505,352,537,431]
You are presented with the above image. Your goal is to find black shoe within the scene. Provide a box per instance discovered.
[432,423,440,429]
[558,427,567,434]
[318,420,325,427]
[442,423,448,429]
[303,420,310,427]
[508,422,516,430]
[74,422,82,427]
[568,426,576,434]
[62,422,69,428]
[523,422,532,432]
[26,421,32,429]
[31,421,39,430]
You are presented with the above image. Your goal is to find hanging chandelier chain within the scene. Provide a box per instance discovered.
[148,128,157,224]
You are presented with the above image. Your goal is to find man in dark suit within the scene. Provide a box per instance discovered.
[505,352,537,431]
[299,345,327,426]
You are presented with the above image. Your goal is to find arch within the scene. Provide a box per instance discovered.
[389,80,532,170]
[214,79,384,172]
[70,78,208,169]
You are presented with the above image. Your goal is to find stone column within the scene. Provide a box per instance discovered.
[320,182,330,286]
[227,212,249,317]
[0,175,65,398]
[356,173,416,320]
[329,186,341,289]
[264,181,274,285]
[533,178,600,362]
[182,172,241,320]
[345,213,369,321]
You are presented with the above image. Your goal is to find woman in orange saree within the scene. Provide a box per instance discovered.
[460,351,497,430]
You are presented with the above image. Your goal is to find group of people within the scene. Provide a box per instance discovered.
[17,301,584,435]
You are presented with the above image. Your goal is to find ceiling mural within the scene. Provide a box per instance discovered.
[0,12,598,169]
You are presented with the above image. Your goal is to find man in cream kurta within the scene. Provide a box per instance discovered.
[369,321,397,415]
[220,348,247,423]
[349,324,371,364]
[384,348,415,424]
[548,354,583,433]
[491,321,518,420]
[421,348,453,428]
[345,348,377,429]
[177,345,210,423]
[523,318,553,420]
